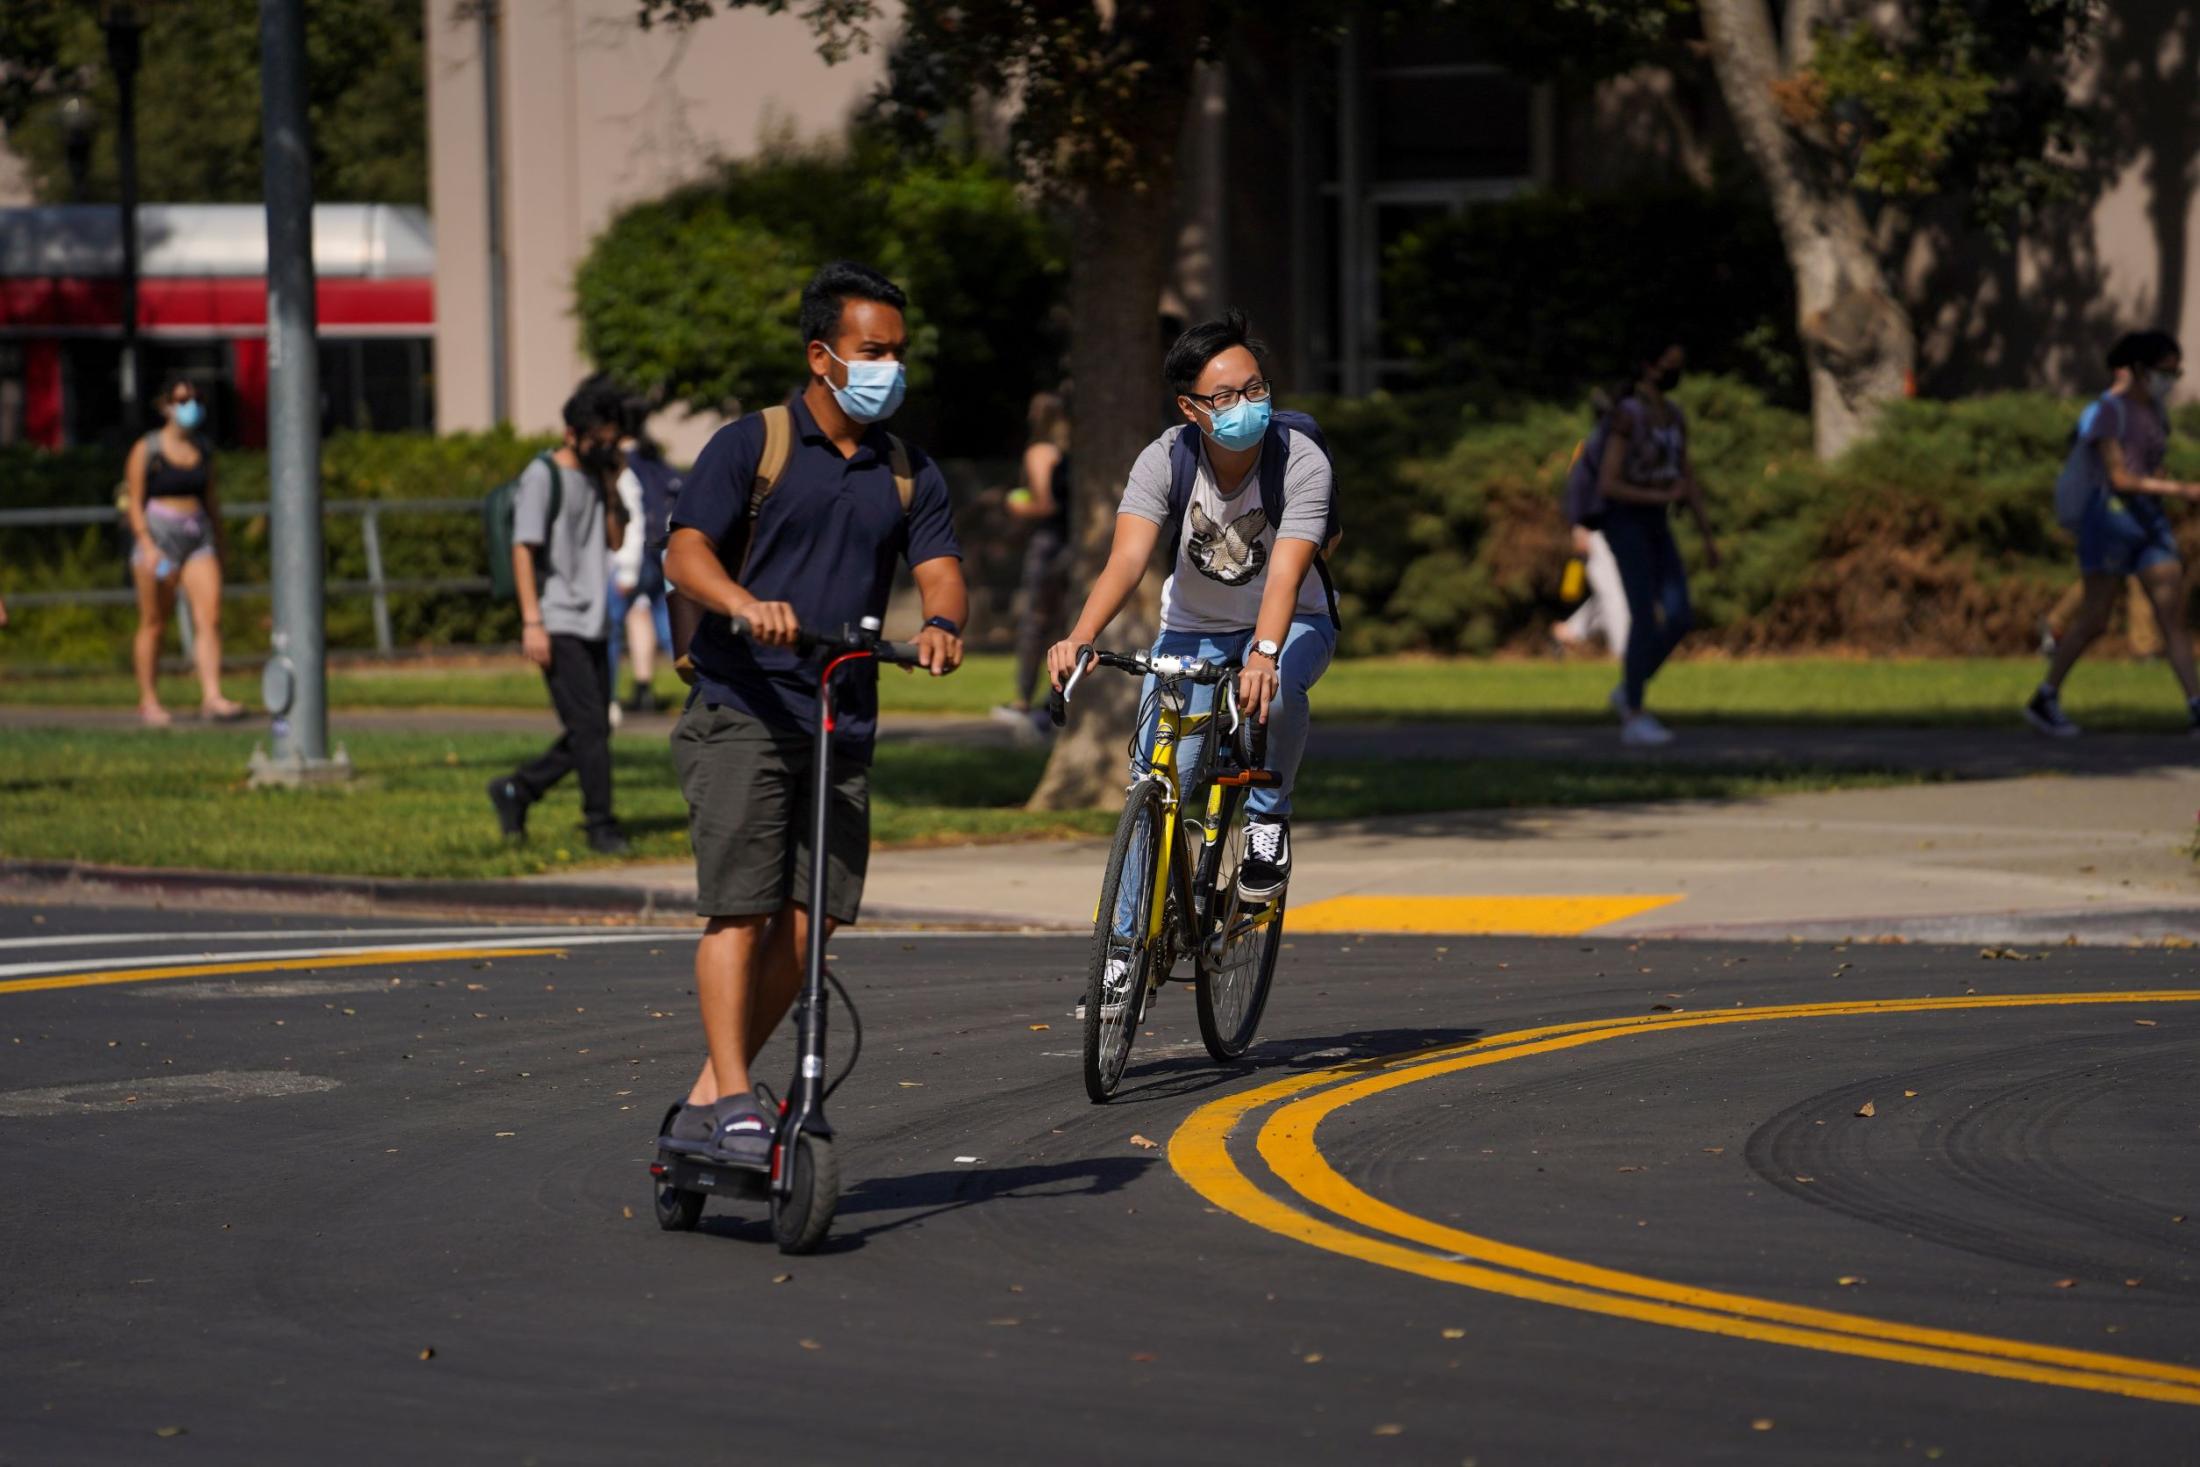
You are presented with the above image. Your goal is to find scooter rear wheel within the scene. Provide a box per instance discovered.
[655,1180,705,1231]
[771,1133,839,1255]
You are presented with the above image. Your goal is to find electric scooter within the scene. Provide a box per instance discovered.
[649,614,926,1255]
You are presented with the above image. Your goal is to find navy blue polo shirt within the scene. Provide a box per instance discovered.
[671,394,961,763]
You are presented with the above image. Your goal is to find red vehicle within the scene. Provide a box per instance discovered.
[0,202,434,449]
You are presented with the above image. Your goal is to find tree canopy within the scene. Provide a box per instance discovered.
[0,0,425,205]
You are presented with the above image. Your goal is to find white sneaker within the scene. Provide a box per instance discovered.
[1098,956,1131,1021]
[607,700,624,730]
[1620,711,1674,747]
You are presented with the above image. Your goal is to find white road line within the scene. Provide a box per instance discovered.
[0,932,681,981]
[0,924,691,953]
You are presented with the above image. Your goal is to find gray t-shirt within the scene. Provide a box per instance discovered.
[512,456,610,640]
[1118,427,1332,633]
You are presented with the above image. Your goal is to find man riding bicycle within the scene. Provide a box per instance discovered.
[1048,311,1336,900]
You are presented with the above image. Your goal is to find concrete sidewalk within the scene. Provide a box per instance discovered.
[543,764,2200,945]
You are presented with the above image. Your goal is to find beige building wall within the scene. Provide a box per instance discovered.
[426,2,890,456]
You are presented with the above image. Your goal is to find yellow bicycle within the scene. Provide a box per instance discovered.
[1050,647,1289,1102]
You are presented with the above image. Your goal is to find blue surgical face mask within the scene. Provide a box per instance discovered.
[172,399,203,430]
[823,346,907,424]
[1202,394,1271,452]
[2149,370,2178,403]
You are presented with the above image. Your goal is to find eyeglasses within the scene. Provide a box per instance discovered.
[1182,378,1273,412]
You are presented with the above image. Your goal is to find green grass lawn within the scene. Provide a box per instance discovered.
[0,727,1927,881]
[9,652,2196,731]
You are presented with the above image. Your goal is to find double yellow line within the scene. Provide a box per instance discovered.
[0,947,560,997]
[1170,990,2200,1406]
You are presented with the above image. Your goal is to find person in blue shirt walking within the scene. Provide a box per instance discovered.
[2026,330,2200,737]
[659,261,967,1164]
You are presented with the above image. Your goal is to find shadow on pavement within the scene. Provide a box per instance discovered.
[833,1155,1160,1242]
[1108,1025,1487,1106]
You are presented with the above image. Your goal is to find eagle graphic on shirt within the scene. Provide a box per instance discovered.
[1185,502,1268,586]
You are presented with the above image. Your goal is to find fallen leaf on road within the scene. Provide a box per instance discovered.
[1130,1352,1156,1363]
[2055,1279,2077,1289]
[1837,1276,1865,1287]
[1701,1147,1725,1155]
[155,1426,187,1438]
[2125,1278,2142,1287]
[621,1206,633,1219]
[1372,1424,1403,1437]
[1028,1024,1050,1031]
[494,1131,516,1138]
[799,1339,822,1351]
[1129,1135,1159,1149]
[1904,1089,1918,1097]
[988,1317,1021,1327]
[1302,1352,1323,1364]
[1617,1165,1642,1173]
[1856,1100,1876,1118]
[1794,1175,1815,1184]
[773,1274,792,1285]
[898,1081,924,1088]
[2134,1019,2157,1027]
[419,1347,435,1361]
[1751,1418,1774,1432]
[1441,1328,1465,1340]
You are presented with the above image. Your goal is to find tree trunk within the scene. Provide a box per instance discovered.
[1700,0,1914,460]
[1023,157,1182,810]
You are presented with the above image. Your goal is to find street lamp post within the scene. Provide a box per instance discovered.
[101,3,143,431]
[247,0,349,787]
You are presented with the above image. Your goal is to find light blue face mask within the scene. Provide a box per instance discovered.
[1203,394,1270,452]
[823,346,907,424]
[173,399,204,430]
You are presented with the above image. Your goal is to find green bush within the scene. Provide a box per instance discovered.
[1,430,554,670]
[1314,383,2200,657]
[1383,187,1803,407]
[574,132,1066,458]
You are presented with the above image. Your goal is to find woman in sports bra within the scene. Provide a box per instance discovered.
[126,376,244,725]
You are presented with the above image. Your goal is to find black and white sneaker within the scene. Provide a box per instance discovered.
[1237,818,1291,902]
[487,777,530,840]
[2023,687,2080,739]
[706,1092,774,1167]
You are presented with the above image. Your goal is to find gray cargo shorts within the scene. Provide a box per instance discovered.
[670,695,868,924]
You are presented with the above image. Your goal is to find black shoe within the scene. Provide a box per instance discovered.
[627,684,660,715]
[1237,818,1291,902]
[706,1093,774,1167]
[2023,688,2080,739]
[487,778,529,841]
[586,825,632,856]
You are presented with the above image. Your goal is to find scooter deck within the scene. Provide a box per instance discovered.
[652,1144,771,1201]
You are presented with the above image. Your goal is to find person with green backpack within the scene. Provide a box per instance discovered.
[486,375,633,852]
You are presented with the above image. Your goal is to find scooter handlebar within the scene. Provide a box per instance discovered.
[722,615,926,669]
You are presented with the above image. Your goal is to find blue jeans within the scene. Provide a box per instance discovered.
[1602,506,1693,711]
[1136,615,1335,819]
[607,581,673,696]
[2077,494,2179,578]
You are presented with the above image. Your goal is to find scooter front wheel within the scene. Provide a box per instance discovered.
[771,1133,839,1255]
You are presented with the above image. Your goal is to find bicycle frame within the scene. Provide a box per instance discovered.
[1137,674,1282,963]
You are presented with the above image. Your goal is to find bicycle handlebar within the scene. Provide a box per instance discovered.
[725,615,926,669]
[1046,646,1239,728]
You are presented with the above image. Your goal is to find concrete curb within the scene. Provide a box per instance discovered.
[0,858,1082,932]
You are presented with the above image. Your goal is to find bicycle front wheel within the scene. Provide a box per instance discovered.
[1083,778,1167,1102]
[1195,800,1286,1062]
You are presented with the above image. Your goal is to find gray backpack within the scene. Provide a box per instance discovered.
[2053,394,2123,531]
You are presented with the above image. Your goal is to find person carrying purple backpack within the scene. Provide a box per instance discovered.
[1563,342,1719,746]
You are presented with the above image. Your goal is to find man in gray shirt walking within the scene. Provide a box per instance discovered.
[488,376,633,854]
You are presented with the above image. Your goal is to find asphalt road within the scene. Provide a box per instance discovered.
[2,905,2196,1465]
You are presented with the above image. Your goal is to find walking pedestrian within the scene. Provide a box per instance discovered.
[608,397,679,720]
[1585,342,1718,746]
[126,375,244,726]
[486,376,633,853]
[992,389,1074,737]
[2026,330,2200,737]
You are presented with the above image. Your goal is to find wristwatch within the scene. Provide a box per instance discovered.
[1248,638,1281,662]
[922,615,962,637]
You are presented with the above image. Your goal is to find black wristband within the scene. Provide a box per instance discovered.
[922,615,961,637]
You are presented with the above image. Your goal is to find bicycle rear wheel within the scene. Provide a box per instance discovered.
[1084,779,1167,1102]
[1194,798,1286,1062]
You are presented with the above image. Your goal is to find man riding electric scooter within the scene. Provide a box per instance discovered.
[654,262,966,1240]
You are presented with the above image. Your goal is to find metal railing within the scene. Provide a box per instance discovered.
[0,497,487,659]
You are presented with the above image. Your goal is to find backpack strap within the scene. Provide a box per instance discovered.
[1162,420,1343,628]
[736,404,795,580]
[885,433,916,511]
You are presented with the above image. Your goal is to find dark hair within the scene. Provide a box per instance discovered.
[2108,330,2181,372]
[159,373,196,402]
[799,260,907,348]
[1610,337,1681,406]
[561,373,626,435]
[1164,310,1267,396]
